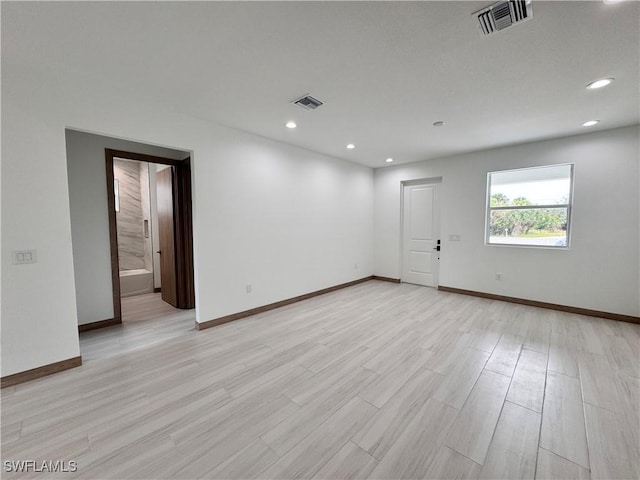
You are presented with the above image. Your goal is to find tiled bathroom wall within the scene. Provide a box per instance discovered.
[139,161,153,272]
[114,159,152,271]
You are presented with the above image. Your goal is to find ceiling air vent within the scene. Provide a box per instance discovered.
[474,0,533,36]
[293,95,324,110]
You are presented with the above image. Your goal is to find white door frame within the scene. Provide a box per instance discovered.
[399,177,442,287]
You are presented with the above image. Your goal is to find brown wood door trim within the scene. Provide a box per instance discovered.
[105,152,122,324]
[105,149,195,327]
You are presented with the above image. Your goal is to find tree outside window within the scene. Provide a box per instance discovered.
[486,164,573,247]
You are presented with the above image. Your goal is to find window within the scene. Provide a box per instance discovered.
[486,164,573,247]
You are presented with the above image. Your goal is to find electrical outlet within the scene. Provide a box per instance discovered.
[13,250,37,265]
[246,284,252,293]
[354,263,358,270]
[495,272,502,280]
[449,234,461,242]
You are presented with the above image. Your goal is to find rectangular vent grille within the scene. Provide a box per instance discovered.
[475,0,532,36]
[293,95,324,110]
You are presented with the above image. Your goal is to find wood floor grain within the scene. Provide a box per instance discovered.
[506,348,548,413]
[1,283,639,479]
[479,401,541,479]
[444,369,511,464]
[583,403,640,480]
[535,447,592,480]
[540,371,591,469]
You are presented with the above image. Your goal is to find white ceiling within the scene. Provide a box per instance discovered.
[3,1,639,168]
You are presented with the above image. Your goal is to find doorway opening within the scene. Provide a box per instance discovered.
[400,178,442,288]
[105,149,195,323]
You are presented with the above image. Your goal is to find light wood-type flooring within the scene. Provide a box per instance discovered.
[2,281,639,479]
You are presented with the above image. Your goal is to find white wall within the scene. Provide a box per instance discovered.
[374,126,640,316]
[2,73,83,376]
[2,58,374,377]
[194,136,374,319]
[65,130,187,326]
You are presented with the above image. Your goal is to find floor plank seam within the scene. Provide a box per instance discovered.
[533,345,551,480]
[538,446,593,474]
[478,353,520,469]
[576,364,595,475]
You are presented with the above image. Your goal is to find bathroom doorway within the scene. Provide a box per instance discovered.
[105,149,194,323]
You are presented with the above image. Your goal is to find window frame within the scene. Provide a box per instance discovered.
[485,164,574,249]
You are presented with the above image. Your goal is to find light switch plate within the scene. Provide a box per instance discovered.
[13,250,37,264]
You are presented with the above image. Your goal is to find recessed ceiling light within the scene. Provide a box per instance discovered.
[386,158,394,163]
[603,0,624,4]
[346,143,355,150]
[285,121,297,129]
[586,78,614,90]
[582,120,599,127]
[433,121,445,127]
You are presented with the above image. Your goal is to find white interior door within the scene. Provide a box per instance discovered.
[401,183,440,287]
